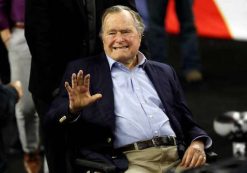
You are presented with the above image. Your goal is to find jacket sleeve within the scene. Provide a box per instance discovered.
[170,66,210,144]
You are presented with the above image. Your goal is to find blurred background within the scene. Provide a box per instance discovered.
[166,0,247,160]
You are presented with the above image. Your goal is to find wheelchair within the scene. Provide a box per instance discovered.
[73,150,218,173]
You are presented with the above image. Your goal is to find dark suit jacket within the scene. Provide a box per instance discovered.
[46,53,210,172]
[25,0,136,101]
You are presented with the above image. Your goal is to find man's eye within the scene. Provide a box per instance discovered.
[108,32,116,35]
[122,30,131,34]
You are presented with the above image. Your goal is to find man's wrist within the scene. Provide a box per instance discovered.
[192,136,212,149]
[67,107,81,121]
[69,105,83,114]
[59,107,81,124]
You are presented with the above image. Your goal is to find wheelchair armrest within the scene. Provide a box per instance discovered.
[75,158,116,173]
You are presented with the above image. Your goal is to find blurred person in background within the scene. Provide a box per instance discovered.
[143,0,203,83]
[0,0,41,172]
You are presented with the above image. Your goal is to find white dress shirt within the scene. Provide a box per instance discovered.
[106,52,176,148]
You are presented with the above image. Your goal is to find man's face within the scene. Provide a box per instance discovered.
[102,10,141,67]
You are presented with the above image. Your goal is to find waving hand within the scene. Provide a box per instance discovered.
[65,70,102,113]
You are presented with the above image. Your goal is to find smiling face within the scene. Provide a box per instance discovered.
[101,10,142,69]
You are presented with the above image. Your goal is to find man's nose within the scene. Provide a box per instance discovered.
[115,32,125,41]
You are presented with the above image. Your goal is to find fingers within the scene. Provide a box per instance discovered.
[194,155,206,167]
[65,81,74,103]
[65,70,102,108]
[65,70,91,93]
[71,73,77,89]
[179,152,186,166]
[77,70,84,86]
[91,93,103,103]
[180,150,192,167]
[179,147,206,169]
[84,74,90,92]
[65,81,72,94]
[72,70,85,88]
[189,152,205,168]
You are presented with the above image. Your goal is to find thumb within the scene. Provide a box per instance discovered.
[91,93,102,102]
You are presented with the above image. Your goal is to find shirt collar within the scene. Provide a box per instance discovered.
[106,51,147,70]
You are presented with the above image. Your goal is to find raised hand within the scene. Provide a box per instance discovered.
[65,70,102,113]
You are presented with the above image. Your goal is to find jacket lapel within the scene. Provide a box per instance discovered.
[144,61,186,140]
[90,54,115,130]
[144,61,172,114]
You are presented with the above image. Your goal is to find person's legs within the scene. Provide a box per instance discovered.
[175,0,202,81]
[33,96,67,173]
[8,28,41,173]
[0,158,7,173]
[134,0,149,26]
[124,146,180,173]
[146,0,169,63]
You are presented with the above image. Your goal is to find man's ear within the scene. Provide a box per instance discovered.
[140,32,144,39]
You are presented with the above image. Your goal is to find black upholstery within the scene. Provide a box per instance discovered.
[74,159,116,173]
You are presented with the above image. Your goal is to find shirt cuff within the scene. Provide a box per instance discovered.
[59,108,81,124]
[193,135,213,149]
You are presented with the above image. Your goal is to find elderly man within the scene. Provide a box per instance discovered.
[46,5,212,173]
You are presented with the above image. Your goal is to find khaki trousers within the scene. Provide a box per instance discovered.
[7,28,40,153]
[124,146,184,173]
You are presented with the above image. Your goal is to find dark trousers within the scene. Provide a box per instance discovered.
[32,95,67,173]
[146,0,201,73]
